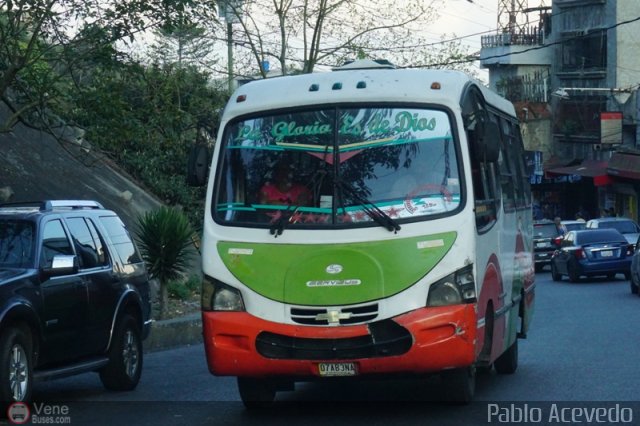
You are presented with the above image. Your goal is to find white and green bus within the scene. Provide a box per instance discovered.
[192,60,535,406]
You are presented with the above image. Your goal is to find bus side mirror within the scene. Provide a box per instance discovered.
[470,119,500,163]
[187,144,211,187]
[482,121,500,163]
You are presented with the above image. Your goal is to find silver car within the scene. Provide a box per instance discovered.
[585,217,640,247]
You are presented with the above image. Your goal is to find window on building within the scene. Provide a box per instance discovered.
[561,30,607,72]
[553,96,607,140]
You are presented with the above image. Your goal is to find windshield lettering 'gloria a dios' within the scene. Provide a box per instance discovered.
[214,107,462,230]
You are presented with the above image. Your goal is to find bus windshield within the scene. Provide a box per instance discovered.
[214,106,462,229]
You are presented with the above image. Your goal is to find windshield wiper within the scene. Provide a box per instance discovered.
[268,167,330,238]
[336,180,401,234]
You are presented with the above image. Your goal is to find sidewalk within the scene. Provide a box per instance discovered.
[143,312,203,353]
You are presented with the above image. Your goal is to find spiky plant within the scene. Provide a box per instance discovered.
[135,206,194,319]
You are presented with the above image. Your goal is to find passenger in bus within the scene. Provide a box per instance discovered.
[259,162,311,206]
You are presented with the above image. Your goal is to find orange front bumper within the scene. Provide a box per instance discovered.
[203,304,477,378]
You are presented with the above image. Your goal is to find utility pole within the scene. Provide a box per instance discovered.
[227,20,233,93]
[219,1,243,93]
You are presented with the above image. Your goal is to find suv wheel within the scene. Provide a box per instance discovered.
[0,325,33,404]
[100,314,142,391]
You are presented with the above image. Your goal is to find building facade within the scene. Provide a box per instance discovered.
[481,0,640,222]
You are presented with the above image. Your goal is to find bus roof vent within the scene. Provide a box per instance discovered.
[333,59,396,71]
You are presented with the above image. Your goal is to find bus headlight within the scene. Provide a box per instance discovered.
[201,275,245,312]
[426,265,476,307]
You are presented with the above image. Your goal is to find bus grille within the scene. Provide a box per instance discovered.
[255,320,412,360]
[290,303,379,325]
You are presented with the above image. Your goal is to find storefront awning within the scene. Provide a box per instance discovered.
[546,160,609,178]
[607,151,640,180]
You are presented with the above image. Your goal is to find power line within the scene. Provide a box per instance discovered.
[408,14,640,69]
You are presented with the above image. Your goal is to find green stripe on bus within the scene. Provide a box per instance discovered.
[217,232,456,305]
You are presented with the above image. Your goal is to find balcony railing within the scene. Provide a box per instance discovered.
[481,29,544,48]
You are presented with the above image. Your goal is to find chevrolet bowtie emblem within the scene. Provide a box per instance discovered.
[316,310,352,324]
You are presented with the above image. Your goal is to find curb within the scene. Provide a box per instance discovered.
[143,313,203,353]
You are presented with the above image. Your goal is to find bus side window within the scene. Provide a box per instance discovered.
[461,86,501,232]
[469,117,500,231]
[498,116,517,212]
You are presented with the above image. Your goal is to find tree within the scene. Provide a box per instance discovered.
[151,21,219,71]
[66,56,224,225]
[0,0,218,134]
[135,206,195,319]
[217,0,476,79]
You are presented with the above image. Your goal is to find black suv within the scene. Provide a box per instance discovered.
[0,200,151,405]
[533,220,561,272]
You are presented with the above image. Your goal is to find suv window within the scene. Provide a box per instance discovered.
[41,219,73,267]
[0,219,35,268]
[66,217,108,269]
[99,215,142,265]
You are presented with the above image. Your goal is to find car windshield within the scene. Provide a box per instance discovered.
[534,223,558,238]
[564,222,586,231]
[213,106,462,230]
[0,219,36,268]
[598,220,639,234]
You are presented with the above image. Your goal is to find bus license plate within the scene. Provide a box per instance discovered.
[318,362,357,377]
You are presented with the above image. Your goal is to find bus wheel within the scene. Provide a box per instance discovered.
[551,263,562,281]
[494,339,518,374]
[237,377,276,409]
[441,366,475,404]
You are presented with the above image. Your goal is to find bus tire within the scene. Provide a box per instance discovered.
[494,339,518,375]
[237,377,276,409]
[551,263,562,281]
[441,366,475,404]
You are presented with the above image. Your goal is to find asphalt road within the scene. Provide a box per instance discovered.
[23,270,640,425]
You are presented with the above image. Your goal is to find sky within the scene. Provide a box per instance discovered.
[128,0,502,83]
[428,0,500,82]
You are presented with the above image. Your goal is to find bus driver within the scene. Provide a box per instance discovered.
[259,162,311,206]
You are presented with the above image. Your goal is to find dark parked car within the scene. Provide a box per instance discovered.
[533,220,561,272]
[0,200,152,406]
[550,228,633,283]
[630,234,640,295]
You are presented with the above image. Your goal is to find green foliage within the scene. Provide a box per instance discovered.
[0,0,209,131]
[135,206,195,284]
[167,274,200,300]
[67,58,226,227]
